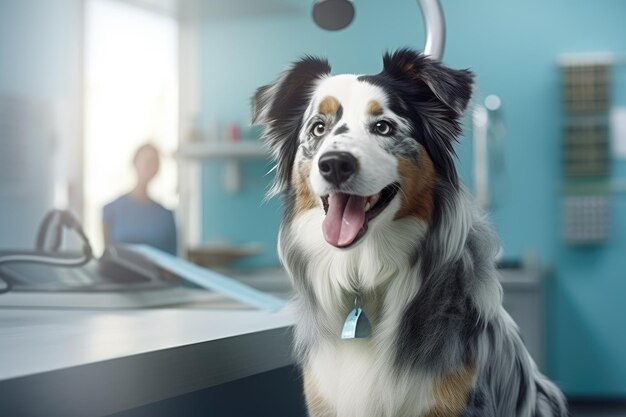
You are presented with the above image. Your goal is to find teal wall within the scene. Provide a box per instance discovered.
[199,0,626,395]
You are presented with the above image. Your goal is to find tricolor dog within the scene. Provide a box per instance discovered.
[252,49,567,417]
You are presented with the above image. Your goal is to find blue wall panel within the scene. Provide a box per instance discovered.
[199,0,626,394]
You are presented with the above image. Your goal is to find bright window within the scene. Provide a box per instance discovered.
[84,0,178,255]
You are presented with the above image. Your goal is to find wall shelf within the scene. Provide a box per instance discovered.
[176,141,268,193]
[177,141,267,160]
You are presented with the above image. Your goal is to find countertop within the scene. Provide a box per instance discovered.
[0,268,295,417]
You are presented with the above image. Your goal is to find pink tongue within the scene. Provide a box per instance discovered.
[322,193,367,247]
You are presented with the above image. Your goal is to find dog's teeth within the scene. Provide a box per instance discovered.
[365,202,371,211]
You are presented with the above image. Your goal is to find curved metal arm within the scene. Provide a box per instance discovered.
[417,0,446,61]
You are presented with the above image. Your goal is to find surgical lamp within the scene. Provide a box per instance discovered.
[312,0,446,61]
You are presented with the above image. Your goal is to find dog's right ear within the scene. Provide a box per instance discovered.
[251,56,331,125]
[251,56,331,197]
[250,84,272,125]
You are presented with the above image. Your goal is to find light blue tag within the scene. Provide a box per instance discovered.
[341,306,372,339]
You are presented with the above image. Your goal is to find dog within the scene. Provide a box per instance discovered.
[251,49,567,417]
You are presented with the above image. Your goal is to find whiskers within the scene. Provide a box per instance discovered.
[390,182,409,203]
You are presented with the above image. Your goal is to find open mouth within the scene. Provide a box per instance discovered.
[321,183,399,248]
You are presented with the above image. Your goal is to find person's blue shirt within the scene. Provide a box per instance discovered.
[103,194,177,255]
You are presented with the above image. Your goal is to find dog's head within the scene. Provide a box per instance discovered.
[252,49,473,249]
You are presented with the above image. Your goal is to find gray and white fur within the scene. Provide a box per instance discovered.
[252,49,567,417]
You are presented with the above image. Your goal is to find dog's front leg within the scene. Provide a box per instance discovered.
[303,366,336,417]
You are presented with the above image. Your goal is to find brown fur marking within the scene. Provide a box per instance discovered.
[294,161,318,216]
[425,364,476,417]
[318,96,340,116]
[303,367,336,417]
[394,151,435,223]
[367,100,384,116]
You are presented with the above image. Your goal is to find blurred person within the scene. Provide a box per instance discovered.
[102,143,177,255]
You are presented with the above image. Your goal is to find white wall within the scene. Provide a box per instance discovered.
[0,0,83,249]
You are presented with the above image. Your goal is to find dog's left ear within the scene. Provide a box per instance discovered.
[382,48,474,116]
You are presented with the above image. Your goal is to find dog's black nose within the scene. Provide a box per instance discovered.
[318,151,357,186]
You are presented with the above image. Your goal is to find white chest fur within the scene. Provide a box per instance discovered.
[308,340,436,417]
[286,208,435,416]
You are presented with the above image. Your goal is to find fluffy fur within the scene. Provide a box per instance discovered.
[252,49,567,417]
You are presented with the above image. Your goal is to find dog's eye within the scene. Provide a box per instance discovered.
[374,121,394,136]
[310,122,327,137]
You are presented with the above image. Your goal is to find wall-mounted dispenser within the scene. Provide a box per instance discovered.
[559,54,614,244]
